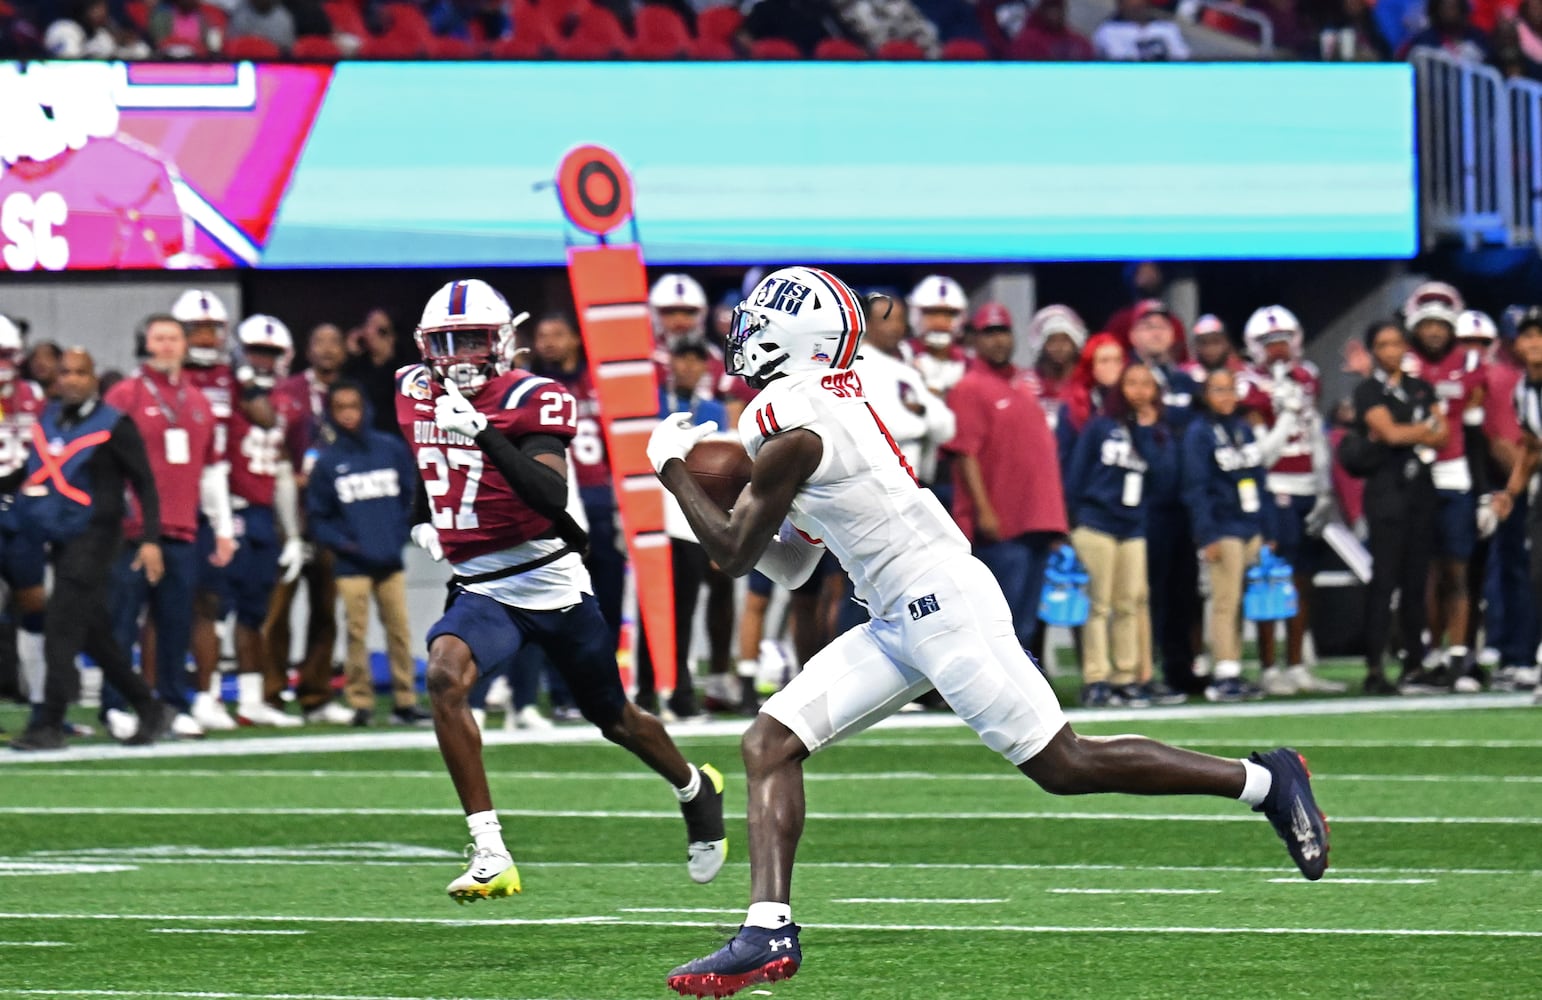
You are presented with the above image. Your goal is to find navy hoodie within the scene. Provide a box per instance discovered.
[306,392,417,576]
[1181,410,1275,548]
[1065,415,1150,540]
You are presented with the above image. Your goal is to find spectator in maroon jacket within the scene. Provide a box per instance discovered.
[980,0,1094,59]
[944,314,1069,650]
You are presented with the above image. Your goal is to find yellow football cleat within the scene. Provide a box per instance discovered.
[447,845,522,903]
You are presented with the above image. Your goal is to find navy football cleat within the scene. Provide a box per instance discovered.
[1251,747,1330,880]
[667,923,802,998]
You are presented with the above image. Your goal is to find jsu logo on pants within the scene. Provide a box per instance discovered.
[908,594,941,621]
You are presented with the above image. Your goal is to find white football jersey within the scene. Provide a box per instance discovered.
[739,369,969,619]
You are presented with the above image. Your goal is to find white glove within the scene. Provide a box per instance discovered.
[1476,494,1499,540]
[647,411,719,474]
[411,522,444,561]
[434,381,487,439]
[277,538,306,586]
[1304,493,1336,538]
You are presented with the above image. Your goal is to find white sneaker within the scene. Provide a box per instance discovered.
[515,705,553,730]
[484,675,513,711]
[1260,666,1300,697]
[1192,653,1212,679]
[77,665,103,709]
[471,707,487,732]
[191,693,237,731]
[171,712,206,739]
[1285,664,1348,694]
[303,700,356,725]
[105,708,138,741]
[447,845,521,903]
[236,702,303,728]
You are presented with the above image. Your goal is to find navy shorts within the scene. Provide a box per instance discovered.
[1270,493,1323,577]
[194,518,230,605]
[0,524,46,591]
[228,506,280,630]
[427,590,627,728]
[1434,489,1478,561]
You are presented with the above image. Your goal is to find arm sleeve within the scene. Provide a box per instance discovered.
[273,460,301,541]
[112,416,160,543]
[754,520,827,590]
[472,429,570,518]
[199,463,235,538]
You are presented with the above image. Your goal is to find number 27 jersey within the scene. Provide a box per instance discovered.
[394,365,579,564]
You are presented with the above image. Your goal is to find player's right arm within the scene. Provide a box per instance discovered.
[656,428,823,578]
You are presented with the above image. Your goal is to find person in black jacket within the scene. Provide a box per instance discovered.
[9,349,170,751]
[1353,321,1448,694]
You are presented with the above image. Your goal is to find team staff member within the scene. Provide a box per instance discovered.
[1493,307,1542,704]
[104,315,235,737]
[1353,321,1446,695]
[9,349,170,751]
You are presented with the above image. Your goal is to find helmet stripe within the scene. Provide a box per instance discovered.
[805,267,861,368]
[448,281,468,316]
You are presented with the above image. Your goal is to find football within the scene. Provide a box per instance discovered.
[684,436,752,511]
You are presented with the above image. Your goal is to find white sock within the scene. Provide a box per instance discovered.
[467,810,507,854]
[207,673,224,700]
[1213,660,1242,681]
[745,901,793,930]
[18,629,44,705]
[674,764,701,803]
[237,672,264,709]
[1239,759,1272,807]
[736,657,759,678]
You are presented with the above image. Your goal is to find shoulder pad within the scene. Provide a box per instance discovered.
[396,365,434,403]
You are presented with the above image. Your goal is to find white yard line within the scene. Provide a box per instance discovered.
[5,913,1538,939]
[4,806,1540,825]
[0,941,69,947]
[149,928,310,936]
[1046,889,1221,895]
[0,694,1527,766]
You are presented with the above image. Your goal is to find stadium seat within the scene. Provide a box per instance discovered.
[557,5,631,58]
[223,34,283,58]
[691,36,736,58]
[322,0,367,37]
[489,32,551,58]
[748,37,801,59]
[633,4,691,58]
[123,0,148,30]
[426,35,479,57]
[940,37,988,59]
[876,38,927,59]
[291,35,342,59]
[814,37,868,59]
[378,1,434,55]
[696,4,742,43]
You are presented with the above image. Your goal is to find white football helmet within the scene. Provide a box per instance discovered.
[907,275,967,348]
[235,314,295,379]
[649,273,708,339]
[416,279,527,393]
[1027,304,1087,356]
[727,266,866,388]
[1403,281,1464,332]
[1243,305,1304,364]
[172,289,231,368]
[0,315,22,385]
[1455,309,1496,342]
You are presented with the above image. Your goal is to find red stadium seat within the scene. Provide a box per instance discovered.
[748,37,800,59]
[940,37,988,59]
[489,32,551,58]
[691,36,736,58]
[123,0,149,30]
[291,35,342,59]
[814,37,867,59]
[322,0,368,38]
[696,4,742,43]
[633,4,691,58]
[426,35,479,57]
[222,34,283,58]
[378,1,433,55]
[557,5,631,58]
[876,38,926,59]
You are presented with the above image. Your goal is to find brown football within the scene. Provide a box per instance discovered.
[684,437,752,511]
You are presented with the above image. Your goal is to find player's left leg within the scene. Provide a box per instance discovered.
[528,594,727,885]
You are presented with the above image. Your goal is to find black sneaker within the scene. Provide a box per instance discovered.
[390,704,432,727]
[123,702,174,746]
[1141,681,1189,706]
[1250,747,1330,880]
[680,763,727,884]
[1452,664,1488,694]
[352,708,374,727]
[1080,682,1113,707]
[1400,666,1454,694]
[668,922,801,998]
[668,691,701,720]
[635,690,660,715]
[10,724,66,751]
[1362,673,1401,696]
[1110,684,1151,708]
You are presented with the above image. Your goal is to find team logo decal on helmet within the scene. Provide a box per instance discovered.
[727,266,865,389]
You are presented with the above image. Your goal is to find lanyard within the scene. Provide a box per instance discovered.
[139,371,186,427]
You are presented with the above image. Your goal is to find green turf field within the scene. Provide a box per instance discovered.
[2,700,1540,1000]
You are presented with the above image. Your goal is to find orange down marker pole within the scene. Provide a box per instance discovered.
[553,144,676,694]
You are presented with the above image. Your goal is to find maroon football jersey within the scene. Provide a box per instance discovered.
[273,371,330,474]
[540,365,611,490]
[1407,349,1483,465]
[228,402,285,508]
[1238,361,1322,483]
[395,365,578,563]
[0,378,47,479]
[186,363,235,461]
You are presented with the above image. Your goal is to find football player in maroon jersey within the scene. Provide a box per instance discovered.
[397,279,725,902]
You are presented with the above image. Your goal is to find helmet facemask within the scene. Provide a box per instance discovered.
[0,347,19,386]
[185,320,229,368]
[421,326,503,393]
[725,307,788,390]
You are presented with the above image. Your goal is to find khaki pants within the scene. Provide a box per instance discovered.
[1071,527,1151,685]
[336,571,416,710]
[1203,535,1263,666]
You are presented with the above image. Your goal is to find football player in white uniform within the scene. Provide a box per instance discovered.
[651,267,1331,999]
